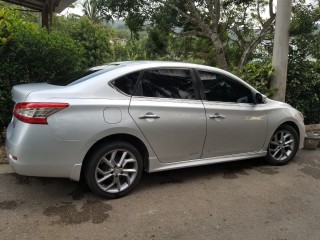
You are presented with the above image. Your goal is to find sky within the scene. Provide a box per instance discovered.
[60,0,84,16]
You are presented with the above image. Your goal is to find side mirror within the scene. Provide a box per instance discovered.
[255,93,267,104]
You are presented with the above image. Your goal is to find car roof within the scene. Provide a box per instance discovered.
[96,60,250,86]
[96,60,226,74]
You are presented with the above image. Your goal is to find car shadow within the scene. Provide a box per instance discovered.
[1,157,278,201]
[136,157,276,191]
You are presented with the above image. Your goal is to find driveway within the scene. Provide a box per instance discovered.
[0,149,320,240]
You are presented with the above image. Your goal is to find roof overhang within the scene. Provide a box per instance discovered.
[1,0,76,13]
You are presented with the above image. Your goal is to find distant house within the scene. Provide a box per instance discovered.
[114,38,127,46]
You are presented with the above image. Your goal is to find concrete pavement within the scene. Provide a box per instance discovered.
[0,149,320,240]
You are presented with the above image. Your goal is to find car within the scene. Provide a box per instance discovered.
[6,61,305,198]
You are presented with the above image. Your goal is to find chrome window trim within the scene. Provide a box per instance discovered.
[130,95,204,104]
[201,99,255,107]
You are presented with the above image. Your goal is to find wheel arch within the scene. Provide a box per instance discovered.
[278,121,300,138]
[81,133,150,180]
[263,118,303,152]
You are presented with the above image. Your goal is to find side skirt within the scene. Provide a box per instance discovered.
[147,151,267,173]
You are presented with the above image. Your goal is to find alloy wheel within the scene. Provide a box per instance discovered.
[95,149,138,193]
[268,130,295,161]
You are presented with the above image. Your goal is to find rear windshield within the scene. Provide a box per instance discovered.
[47,64,120,86]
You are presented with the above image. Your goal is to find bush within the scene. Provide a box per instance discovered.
[54,16,113,68]
[238,60,276,97]
[286,59,320,124]
[0,7,84,131]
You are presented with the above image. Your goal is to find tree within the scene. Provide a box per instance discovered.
[0,7,84,131]
[82,0,110,23]
[53,16,113,68]
[97,0,276,70]
[285,2,320,123]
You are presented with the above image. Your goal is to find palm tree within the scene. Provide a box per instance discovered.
[82,0,104,23]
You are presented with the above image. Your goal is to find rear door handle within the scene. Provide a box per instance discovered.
[139,114,160,119]
[209,113,226,119]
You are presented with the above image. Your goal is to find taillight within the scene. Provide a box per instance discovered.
[13,102,69,124]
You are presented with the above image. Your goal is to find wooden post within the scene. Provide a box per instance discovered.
[49,0,54,28]
[41,5,49,29]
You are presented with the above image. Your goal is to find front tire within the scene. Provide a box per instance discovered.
[266,125,299,165]
[84,141,143,198]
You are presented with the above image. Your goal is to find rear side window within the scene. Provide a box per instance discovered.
[134,69,195,99]
[199,71,253,103]
[110,71,141,95]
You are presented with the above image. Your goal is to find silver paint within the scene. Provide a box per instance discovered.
[6,61,305,181]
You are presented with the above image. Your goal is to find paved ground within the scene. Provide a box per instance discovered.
[0,149,320,240]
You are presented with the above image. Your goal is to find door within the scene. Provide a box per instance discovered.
[197,70,268,158]
[129,68,206,163]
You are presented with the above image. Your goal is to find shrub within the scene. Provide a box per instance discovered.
[238,60,276,97]
[286,59,320,124]
[54,16,113,68]
[0,7,83,131]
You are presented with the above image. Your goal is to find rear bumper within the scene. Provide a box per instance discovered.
[6,119,88,181]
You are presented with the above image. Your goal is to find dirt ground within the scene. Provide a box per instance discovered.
[0,148,320,240]
[0,145,8,164]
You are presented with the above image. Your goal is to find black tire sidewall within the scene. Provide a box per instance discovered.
[266,125,300,165]
[84,141,143,198]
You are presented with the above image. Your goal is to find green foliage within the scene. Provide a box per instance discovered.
[143,27,217,65]
[285,3,320,124]
[0,6,21,46]
[70,17,112,67]
[286,60,320,124]
[123,39,147,61]
[145,26,170,58]
[54,16,113,68]
[82,0,109,23]
[96,0,277,69]
[289,3,320,59]
[238,60,276,97]
[0,8,84,131]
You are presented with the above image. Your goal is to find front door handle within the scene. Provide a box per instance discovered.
[139,114,160,119]
[209,113,226,119]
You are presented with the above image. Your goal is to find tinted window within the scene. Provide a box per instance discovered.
[48,64,120,86]
[199,71,253,103]
[134,69,195,99]
[111,71,141,95]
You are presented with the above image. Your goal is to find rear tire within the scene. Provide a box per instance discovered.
[266,125,299,165]
[84,141,143,198]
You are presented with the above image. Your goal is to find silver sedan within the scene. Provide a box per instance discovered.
[6,61,305,198]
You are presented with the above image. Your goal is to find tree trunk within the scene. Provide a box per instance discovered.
[238,38,261,71]
[210,34,229,70]
[271,0,292,102]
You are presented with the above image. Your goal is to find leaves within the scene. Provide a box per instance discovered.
[238,59,276,97]
[0,8,84,130]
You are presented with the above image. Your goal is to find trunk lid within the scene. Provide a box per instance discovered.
[12,83,63,103]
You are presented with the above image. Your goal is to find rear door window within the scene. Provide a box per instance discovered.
[134,69,196,99]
